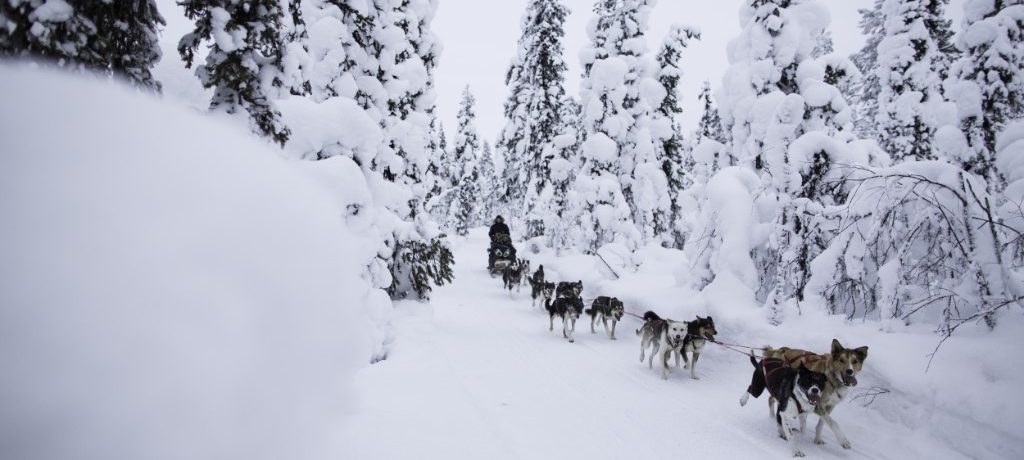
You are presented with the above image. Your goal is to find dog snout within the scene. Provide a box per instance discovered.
[845,369,854,376]
[810,387,820,396]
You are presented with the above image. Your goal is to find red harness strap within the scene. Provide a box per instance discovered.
[761,358,787,381]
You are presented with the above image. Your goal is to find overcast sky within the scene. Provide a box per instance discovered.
[434,0,964,148]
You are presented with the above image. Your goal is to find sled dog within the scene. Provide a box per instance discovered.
[517,259,531,288]
[502,260,525,292]
[636,311,687,379]
[680,315,717,380]
[555,280,583,299]
[530,280,555,308]
[763,339,869,449]
[740,356,828,457]
[585,296,625,340]
[546,296,584,343]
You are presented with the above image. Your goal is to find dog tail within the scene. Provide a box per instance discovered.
[642,310,661,322]
[749,354,759,368]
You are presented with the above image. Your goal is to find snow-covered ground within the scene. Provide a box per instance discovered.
[342,229,1023,459]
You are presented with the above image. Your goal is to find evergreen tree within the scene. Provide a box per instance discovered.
[712,0,859,323]
[811,28,835,58]
[497,0,570,237]
[949,0,1024,192]
[574,0,643,253]
[451,157,481,237]
[445,86,481,233]
[544,97,584,251]
[850,0,885,141]
[425,115,447,206]
[179,0,291,146]
[874,0,959,162]
[611,0,667,244]
[477,141,497,225]
[370,0,453,300]
[451,86,481,189]
[655,25,701,248]
[0,1,165,91]
[695,80,726,144]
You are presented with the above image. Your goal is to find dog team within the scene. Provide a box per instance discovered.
[493,255,868,457]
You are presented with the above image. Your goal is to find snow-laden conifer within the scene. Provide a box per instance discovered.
[498,0,570,237]
[948,0,1024,192]
[0,0,165,91]
[179,0,291,145]
[874,0,960,162]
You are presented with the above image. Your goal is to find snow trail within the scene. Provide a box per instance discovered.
[341,229,991,459]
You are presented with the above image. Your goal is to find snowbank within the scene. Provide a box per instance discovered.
[0,66,376,460]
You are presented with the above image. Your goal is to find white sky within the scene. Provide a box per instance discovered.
[433,0,961,146]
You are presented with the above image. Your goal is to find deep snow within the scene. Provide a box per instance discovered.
[0,66,377,460]
[341,229,1023,459]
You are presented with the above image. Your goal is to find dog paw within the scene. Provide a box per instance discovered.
[793,451,805,457]
[610,336,617,340]
[813,438,825,445]
[841,441,851,449]
[690,375,700,380]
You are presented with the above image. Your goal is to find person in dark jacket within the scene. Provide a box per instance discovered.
[487,216,513,270]
[489,215,510,239]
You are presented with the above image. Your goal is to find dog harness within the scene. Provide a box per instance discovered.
[760,358,787,382]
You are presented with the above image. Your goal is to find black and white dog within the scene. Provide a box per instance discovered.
[545,296,584,343]
[636,311,688,379]
[585,296,624,340]
[531,281,555,308]
[740,356,827,457]
[502,260,525,292]
[555,280,583,299]
[517,259,531,289]
[681,316,717,379]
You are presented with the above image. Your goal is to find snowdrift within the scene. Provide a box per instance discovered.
[0,66,376,460]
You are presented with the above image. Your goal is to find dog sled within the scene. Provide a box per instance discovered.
[487,233,516,277]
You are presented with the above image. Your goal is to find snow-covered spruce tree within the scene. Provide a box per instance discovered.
[451,86,480,189]
[370,0,453,300]
[874,0,960,163]
[948,0,1024,192]
[497,0,569,237]
[695,80,726,145]
[0,1,165,91]
[450,156,481,237]
[477,141,497,225]
[179,0,291,146]
[573,0,643,254]
[850,0,885,141]
[607,0,672,245]
[295,0,376,104]
[702,0,869,323]
[424,116,446,205]
[655,25,701,248]
[425,118,451,223]
[446,86,481,232]
[543,97,584,252]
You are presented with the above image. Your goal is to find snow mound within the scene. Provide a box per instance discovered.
[0,66,375,460]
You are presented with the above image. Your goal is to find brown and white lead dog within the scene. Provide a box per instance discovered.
[763,339,869,449]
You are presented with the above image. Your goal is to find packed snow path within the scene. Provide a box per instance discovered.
[341,230,1000,459]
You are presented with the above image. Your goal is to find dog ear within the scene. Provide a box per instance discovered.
[706,316,713,323]
[854,346,869,360]
[831,338,844,356]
